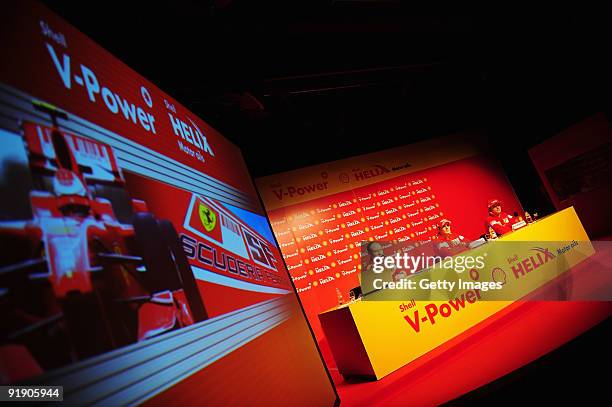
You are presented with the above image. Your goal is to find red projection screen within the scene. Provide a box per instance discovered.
[0,2,337,405]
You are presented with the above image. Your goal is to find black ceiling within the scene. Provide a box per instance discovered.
[42,1,611,187]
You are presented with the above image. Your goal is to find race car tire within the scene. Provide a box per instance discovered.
[132,212,182,293]
[158,220,208,322]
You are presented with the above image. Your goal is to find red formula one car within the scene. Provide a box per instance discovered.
[0,102,207,383]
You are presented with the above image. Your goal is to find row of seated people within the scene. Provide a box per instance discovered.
[359,198,533,288]
[435,198,526,256]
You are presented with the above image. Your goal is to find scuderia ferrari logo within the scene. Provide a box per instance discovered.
[198,202,217,232]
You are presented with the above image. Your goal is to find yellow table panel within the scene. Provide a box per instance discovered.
[319,207,593,379]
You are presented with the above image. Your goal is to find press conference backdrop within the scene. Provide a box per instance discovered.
[256,135,524,340]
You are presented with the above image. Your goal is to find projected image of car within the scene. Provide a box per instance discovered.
[0,102,207,381]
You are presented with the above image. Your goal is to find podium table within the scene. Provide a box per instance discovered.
[319,207,594,380]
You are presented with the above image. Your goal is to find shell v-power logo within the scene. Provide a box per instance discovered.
[272,181,330,201]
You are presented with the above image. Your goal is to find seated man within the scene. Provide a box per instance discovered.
[360,241,395,294]
[435,219,469,257]
[485,198,515,236]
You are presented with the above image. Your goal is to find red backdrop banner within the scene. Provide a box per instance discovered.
[257,138,523,339]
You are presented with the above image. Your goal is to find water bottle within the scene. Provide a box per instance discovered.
[336,287,344,305]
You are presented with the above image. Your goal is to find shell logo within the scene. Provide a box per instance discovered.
[491,267,507,285]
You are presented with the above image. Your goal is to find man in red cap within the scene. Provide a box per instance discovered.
[485,199,514,236]
[435,219,468,257]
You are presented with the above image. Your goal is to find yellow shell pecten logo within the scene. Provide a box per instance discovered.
[198,202,217,232]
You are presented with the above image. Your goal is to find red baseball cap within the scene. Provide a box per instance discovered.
[487,199,502,209]
[438,219,452,228]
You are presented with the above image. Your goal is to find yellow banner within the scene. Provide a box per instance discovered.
[328,207,592,379]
